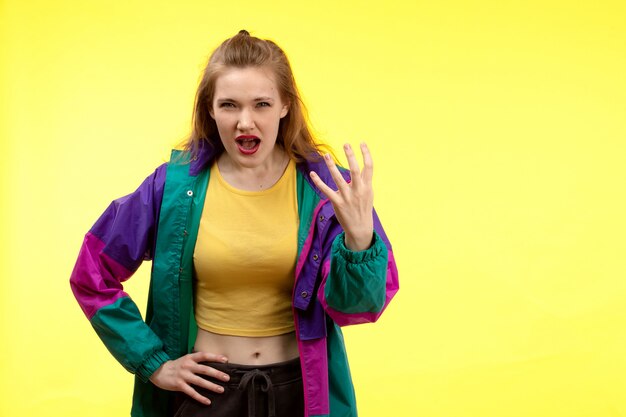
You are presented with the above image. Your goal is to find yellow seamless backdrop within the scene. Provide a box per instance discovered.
[1,1,625,416]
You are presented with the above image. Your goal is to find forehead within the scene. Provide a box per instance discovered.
[213,66,280,99]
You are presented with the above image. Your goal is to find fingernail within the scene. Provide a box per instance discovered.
[221,356,228,363]
[324,153,330,160]
[222,373,230,381]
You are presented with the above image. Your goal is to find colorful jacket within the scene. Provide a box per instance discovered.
[70,145,399,417]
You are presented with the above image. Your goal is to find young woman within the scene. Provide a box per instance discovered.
[70,30,399,417]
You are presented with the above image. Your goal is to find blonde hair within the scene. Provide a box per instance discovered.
[181,30,329,162]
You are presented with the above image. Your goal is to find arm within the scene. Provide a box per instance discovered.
[309,144,399,326]
[70,161,232,404]
[69,164,169,381]
[318,217,399,326]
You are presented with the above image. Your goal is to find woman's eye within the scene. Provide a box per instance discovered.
[219,102,235,108]
[257,102,271,107]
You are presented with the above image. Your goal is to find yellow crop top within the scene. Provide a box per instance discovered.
[193,160,298,337]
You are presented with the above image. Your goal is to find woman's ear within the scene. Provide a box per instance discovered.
[280,102,289,118]
[209,107,215,120]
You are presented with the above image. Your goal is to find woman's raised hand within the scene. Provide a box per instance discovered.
[309,143,374,252]
[149,351,230,405]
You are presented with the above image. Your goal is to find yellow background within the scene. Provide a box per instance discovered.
[2,0,626,416]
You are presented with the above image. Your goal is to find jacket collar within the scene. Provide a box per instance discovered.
[189,141,219,177]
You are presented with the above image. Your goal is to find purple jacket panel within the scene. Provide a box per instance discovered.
[291,161,353,341]
[89,163,168,268]
[292,159,351,312]
[70,164,167,319]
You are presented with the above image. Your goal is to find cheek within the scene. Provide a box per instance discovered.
[270,112,284,127]
[214,114,233,129]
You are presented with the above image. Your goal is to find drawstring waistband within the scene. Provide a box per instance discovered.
[236,368,276,417]
[189,357,301,417]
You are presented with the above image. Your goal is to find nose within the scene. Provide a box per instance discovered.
[237,108,255,132]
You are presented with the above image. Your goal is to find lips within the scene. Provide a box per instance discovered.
[235,135,260,155]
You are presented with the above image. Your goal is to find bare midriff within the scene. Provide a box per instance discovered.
[193,327,299,365]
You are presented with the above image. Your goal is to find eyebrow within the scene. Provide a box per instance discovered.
[216,96,275,103]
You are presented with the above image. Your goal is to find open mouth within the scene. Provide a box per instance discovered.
[235,136,261,155]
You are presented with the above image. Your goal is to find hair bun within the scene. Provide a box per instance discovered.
[238,29,250,36]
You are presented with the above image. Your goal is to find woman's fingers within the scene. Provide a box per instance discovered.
[190,351,228,364]
[309,171,338,202]
[310,143,374,201]
[195,362,230,382]
[149,351,231,405]
[360,142,373,184]
[182,358,230,404]
[181,382,213,405]
[343,144,361,186]
[188,352,230,387]
[181,368,228,405]
[309,142,375,252]
[322,153,349,192]
[187,371,226,394]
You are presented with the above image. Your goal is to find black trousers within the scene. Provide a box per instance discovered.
[173,358,304,417]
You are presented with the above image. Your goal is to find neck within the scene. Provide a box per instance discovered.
[217,148,290,191]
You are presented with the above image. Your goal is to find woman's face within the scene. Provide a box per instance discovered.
[210,66,289,170]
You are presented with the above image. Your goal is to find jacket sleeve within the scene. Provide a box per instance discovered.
[317,210,399,326]
[69,164,171,382]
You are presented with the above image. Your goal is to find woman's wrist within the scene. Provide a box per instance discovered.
[344,230,374,252]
